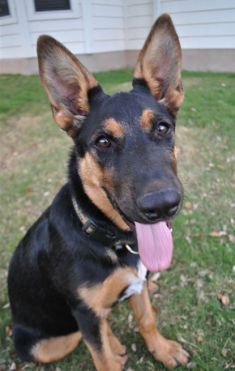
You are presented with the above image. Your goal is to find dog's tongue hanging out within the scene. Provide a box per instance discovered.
[135,222,173,272]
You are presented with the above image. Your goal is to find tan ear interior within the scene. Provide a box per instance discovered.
[134,14,184,114]
[37,35,98,137]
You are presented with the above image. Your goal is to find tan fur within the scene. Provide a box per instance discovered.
[140,109,155,132]
[37,36,97,137]
[106,322,126,356]
[172,145,178,173]
[31,331,82,363]
[79,152,129,231]
[129,285,189,369]
[104,118,125,138]
[133,14,184,115]
[84,319,127,371]
[79,267,137,317]
[78,265,136,371]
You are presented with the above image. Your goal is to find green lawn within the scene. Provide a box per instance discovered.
[0,70,234,370]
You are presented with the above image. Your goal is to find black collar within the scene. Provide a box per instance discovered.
[71,195,137,249]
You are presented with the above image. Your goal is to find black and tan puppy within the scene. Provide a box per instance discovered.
[8,14,189,370]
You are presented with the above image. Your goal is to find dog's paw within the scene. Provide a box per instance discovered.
[108,332,127,369]
[115,353,128,368]
[106,353,127,371]
[108,333,126,356]
[151,338,189,369]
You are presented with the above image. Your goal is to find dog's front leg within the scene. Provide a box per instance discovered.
[85,318,127,371]
[74,266,138,370]
[73,308,126,371]
[129,284,189,369]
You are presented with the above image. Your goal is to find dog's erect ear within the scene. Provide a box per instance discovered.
[37,35,99,137]
[133,14,184,115]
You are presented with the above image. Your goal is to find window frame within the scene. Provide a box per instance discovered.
[0,0,10,17]
[26,0,80,21]
[34,0,71,13]
[0,0,17,26]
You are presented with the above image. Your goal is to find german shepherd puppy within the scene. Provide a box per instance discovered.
[8,14,189,370]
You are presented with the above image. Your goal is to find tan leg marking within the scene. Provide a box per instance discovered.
[129,284,189,369]
[79,267,137,317]
[147,280,158,294]
[79,268,133,370]
[84,319,127,371]
[106,321,126,356]
[31,331,82,363]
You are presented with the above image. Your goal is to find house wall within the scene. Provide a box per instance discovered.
[124,0,235,72]
[91,0,125,53]
[1,0,235,73]
[125,0,235,49]
[0,0,85,59]
[125,0,154,50]
[161,0,235,49]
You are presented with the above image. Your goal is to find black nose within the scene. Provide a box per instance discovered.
[137,189,181,220]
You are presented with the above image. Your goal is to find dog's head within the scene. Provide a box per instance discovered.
[37,14,184,230]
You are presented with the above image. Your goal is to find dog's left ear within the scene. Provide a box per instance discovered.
[133,13,184,115]
[37,35,99,137]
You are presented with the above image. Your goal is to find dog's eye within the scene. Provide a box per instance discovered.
[95,136,112,148]
[156,122,170,136]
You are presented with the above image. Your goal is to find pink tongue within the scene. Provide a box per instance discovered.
[135,222,173,272]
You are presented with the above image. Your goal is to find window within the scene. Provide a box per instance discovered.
[27,0,79,21]
[0,0,10,17]
[34,0,70,12]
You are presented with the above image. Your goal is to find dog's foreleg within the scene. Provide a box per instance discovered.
[129,284,189,369]
[85,318,127,371]
[73,308,126,371]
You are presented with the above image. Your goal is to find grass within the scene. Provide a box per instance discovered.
[0,69,234,370]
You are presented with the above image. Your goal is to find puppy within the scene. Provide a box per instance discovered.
[8,14,189,370]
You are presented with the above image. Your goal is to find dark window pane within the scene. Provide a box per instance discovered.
[34,0,70,12]
[0,0,10,17]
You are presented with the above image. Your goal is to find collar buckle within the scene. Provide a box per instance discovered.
[82,220,97,235]
[72,195,132,246]
[82,219,117,245]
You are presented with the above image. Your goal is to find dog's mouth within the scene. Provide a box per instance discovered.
[134,221,173,272]
[104,188,175,272]
[133,203,179,271]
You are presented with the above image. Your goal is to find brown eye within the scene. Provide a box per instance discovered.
[156,122,170,136]
[95,136,111,148]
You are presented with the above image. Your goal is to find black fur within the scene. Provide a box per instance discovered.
[8,27,184,364]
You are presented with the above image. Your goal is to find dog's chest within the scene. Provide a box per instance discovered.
[119,261,147,301]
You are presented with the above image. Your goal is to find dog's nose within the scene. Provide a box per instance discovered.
[137,189,181,220]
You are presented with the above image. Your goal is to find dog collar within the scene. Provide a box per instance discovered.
[125,244,139,255]
[71,195,137,251]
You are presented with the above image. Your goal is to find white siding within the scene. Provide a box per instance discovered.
[0,0,85,59]
[0,0,24,59]
[0,0,235,62]
[91,0,125,52]
[27,0,85,56]
[160,0,235,49]
[125,0,154,50]
[125,0,235,50]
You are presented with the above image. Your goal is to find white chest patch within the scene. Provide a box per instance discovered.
[119,261,147,301]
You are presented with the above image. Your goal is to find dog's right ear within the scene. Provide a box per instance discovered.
[37,35,99,137]
[133,14,184,115]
